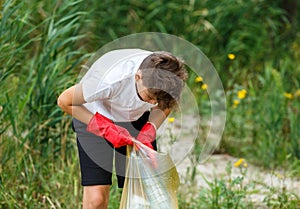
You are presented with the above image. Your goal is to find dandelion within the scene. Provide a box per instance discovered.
[275,173,284,180]
[284,92,293,99]
[237,89,247,99]
[195,76,203,83]
[233,100,240,105]
[168,117,175,123]
[294,89,300,98]
[234,158,244,167]
[201,84,208,90]
[233,99,240,108]
[243,163,248,168]
[228,53,235,60]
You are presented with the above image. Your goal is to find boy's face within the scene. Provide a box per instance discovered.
[135,70,157,105]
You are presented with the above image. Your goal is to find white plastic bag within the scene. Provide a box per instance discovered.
[119,140,180,209]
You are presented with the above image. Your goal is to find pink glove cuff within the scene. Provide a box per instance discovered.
[136,122,157,149]
[87,112,133,148]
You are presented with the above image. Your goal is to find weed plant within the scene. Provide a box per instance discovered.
[178,159,300,209]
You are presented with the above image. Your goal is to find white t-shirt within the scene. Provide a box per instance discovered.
[80,48,157,122]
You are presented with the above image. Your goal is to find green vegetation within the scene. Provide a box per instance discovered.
[1,0,299,208]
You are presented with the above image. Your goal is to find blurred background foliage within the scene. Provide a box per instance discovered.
[0,0,299,208]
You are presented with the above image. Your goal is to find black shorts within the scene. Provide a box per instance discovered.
[72,111,157,188]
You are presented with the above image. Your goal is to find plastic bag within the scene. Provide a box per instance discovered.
[119,140,180,209]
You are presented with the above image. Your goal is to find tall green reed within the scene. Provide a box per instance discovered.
[1,0,88,208]
[1,0,88,150]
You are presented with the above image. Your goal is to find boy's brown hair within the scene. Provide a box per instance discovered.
[139,51,188,110]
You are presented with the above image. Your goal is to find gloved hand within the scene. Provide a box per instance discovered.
[86,112,133,148]
[136,122,156,150]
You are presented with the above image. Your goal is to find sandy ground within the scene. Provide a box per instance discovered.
[156,113,300,206]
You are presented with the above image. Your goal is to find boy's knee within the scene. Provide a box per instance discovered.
[83,186,110,209]
[87,197,108,209]
[84,195,108,209]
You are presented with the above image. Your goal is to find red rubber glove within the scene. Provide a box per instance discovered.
[86,112,133,148]
[136,122,156,150]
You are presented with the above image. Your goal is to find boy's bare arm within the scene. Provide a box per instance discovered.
[148,106,171,129]
[57,84,93,124]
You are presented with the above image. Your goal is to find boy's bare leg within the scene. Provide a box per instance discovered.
[82,185,110,209]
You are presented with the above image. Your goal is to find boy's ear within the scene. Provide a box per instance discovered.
[135,70,142,80]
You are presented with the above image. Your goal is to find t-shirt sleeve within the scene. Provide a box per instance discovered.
[82,78,112,103]
[80,51,123,103]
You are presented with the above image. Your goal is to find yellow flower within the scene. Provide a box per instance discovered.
[232,99,240,108]
[201,84,208,90]
[195,76,203,83]
[234,158,244,167]
[228,53,235,60]
[243,163,248,168]
[294,89,300,98]
[168,117,175,123]
[284,92,293,99]
[237,89,247,99]
[275,173,284,180]
[233,100,240,105]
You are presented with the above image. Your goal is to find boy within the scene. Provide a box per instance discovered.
[57,48,187,209]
